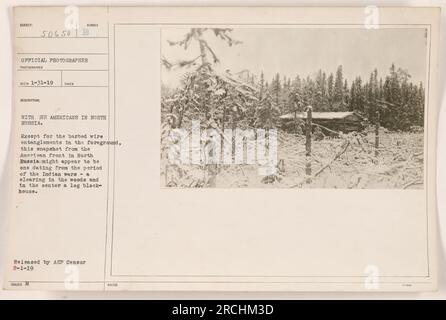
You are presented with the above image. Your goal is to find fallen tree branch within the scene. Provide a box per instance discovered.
[290,140,350,187]
[311,123,341,137]
[403,179,423,189]
[313,140,350,178]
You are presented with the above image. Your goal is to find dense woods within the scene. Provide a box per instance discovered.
[258,64,425,131]
[161,29,424,132]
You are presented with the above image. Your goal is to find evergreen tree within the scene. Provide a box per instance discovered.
[314,70,328,111]
[327,72,334,109]
[271,73,282,109]
[333,65,345,110]
[259,71,265,100]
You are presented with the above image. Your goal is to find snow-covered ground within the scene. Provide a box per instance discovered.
[161,131,424,189]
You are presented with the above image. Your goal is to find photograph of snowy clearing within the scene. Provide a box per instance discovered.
[160,28,427,189]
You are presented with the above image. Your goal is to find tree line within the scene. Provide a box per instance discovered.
[162,29,425,133]
[244,63,425,131]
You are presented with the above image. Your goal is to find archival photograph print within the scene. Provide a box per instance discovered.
[160,27,427,189]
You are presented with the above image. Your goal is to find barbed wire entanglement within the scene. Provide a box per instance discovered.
[160,118,423,189]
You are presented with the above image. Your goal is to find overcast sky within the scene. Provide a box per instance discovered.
[161,27,428,87]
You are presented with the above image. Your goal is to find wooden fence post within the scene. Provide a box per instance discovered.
[293,102,298,133]
[375,110,380,157]
[305,106,312,179]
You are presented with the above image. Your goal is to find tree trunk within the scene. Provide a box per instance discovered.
[375,110,380,157]
[305,106,312,180]
[198,39,208,65]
